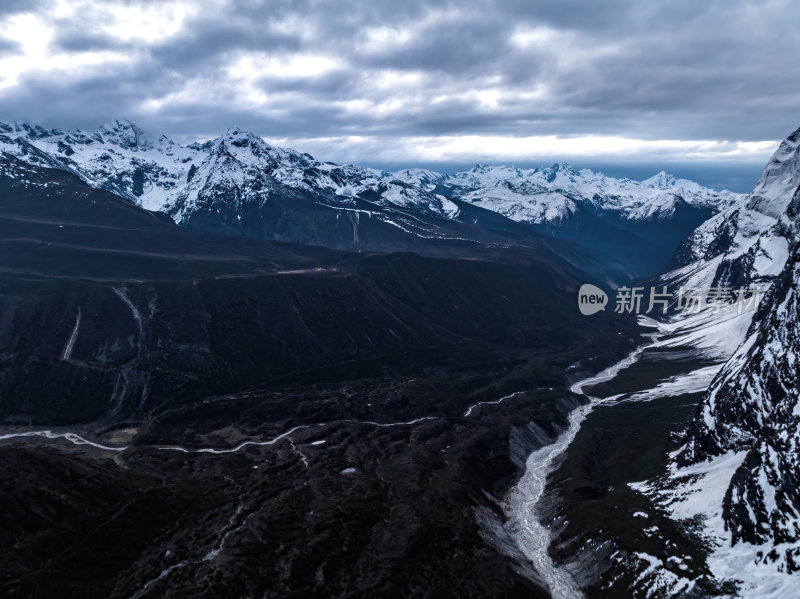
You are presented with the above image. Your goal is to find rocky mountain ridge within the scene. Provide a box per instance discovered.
[675,127,800,288]
[1,119,739,277]
[652,124,800,591]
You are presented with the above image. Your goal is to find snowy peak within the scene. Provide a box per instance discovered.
[641,170,708,193]
[642,171,688,189]
[388,168,445,188]
[643,170,675,188]
[96,119,154,151]
[221,126,271,150]
[541,162,579,182]
[211,127,322,181]
[677,125,800,286]
[747,126,800,219]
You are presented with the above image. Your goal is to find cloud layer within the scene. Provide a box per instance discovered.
[0,0,796,170]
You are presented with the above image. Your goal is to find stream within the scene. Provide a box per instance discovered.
[505,337,657,598]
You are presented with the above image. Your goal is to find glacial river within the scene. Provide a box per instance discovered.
[505,339,657,598]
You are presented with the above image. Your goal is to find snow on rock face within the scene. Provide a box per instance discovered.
[677,126,800,287]
[448,163,738,225]
[632,127,800,589]
[679,244,800,573]
[0,119,195,210]
[0,120,463,225]
[748,127,800,219]
[96,119,154,151]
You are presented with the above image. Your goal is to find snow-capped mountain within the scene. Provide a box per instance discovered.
[676,127,800,288]
[0,120,496,255]
[0,120,457,219]
[445,163,738,225]
[440,163,741,276]
[627,126,800,595]
[0,119,737,276]
[646,127,800,367]
[670,129,800,575]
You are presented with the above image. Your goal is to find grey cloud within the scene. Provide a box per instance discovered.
[2,0,799,163]
[0,0,50,17]
[354,13,513,73]
[51,28,131,52]
[256,69,363,96]
[148,17,303,69]
[0,35,22,57]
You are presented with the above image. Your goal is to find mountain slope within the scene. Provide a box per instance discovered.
[675,127,800,288]
[639,126,800,368]
[677,243,800,574]
[618,126,800,596]
[0,153,635,425]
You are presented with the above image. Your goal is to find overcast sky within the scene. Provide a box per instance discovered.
[0,0,797,189]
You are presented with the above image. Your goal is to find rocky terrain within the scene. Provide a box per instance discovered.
[675,126,800,288]
[678,243,800,576]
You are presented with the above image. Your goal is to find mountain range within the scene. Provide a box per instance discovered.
[0,119,740,278]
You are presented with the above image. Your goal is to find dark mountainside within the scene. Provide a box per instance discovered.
[0,154,641,598]
[0,154,632,425]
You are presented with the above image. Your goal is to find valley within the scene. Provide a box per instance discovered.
[0,152,638,597]
[1,121,799,598]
